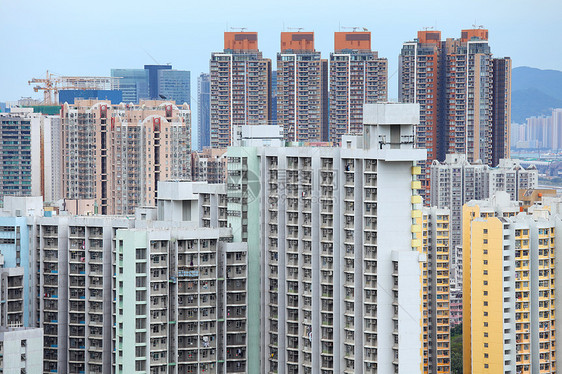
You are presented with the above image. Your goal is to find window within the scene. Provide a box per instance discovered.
[136,248,146,260]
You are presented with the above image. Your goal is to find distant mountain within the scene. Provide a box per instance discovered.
[512,88,562,124]
[512,66,562,123]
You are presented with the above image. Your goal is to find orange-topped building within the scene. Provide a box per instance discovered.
[399,28,511,204]
[280,31,315,52]
[277,31,328,142]
[417,30,441,44]
[329,31,387,143]
[210,32,272,148]
[461,28,488,42]
[224,31,258,51]
[334,31,371,51]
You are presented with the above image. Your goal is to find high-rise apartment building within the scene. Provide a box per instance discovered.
[492,58,512,166]
[0,111,41,200]
[210,32,272,148]
[113,182,249,373]
[0,197,43,327]
[198,73,211,150]
[463,193,558,374]
[42,114,63,202]
[61,99,191,215]
[277,32,329,142]
[399,29,512,201]
[420,207,451,374]
[2,109,64,203]
[271,70,278,126]
[230,103,428,373]
[32,215,133,374]
[24,181,249,374]
[430,154,538,289]
[0,265,24,327]
[329,31,388,143]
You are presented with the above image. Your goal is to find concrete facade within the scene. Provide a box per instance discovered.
[114,181,248,373]
[0,327,43,372]
[31,215,134,373]
[0,110,41,200]
[198,73,211,150]
[229,103,427,374]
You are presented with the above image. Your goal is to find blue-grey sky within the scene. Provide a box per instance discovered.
[2,0,561,140]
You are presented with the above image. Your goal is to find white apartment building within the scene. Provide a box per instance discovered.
[114,181,248,374]
[31,215,133,374]
[0,265,24,327]
[249,103,427,373]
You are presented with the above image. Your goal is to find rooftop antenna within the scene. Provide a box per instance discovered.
[472,24,485,29]
[341,26,362,32]
[230,27,247,32]
[287,27,304,32]
[422,26,434,31]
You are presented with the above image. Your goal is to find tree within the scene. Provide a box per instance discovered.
[450,323,463,373]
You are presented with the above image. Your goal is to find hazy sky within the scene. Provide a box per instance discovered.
[2,0,561,140]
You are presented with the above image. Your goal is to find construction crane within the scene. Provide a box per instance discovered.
[28,71,57,105]
[28,70,120,105]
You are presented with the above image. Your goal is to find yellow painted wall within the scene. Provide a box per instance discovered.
[463,205,505,373]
